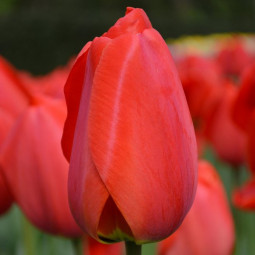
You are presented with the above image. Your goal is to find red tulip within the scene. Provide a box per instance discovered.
[0,56,32,116]
[0,56,33,215]
[232,62,255,172]
[232,62,255,132]
[62,7,197,244]
[247,112,255,174]
[216,37,252,77]
[176,55,222,122]
[233,178,255,210]
[231,65,255,209]
[0,95,82,237]
[84,237,123,255]
[159,161,235,255]
[19,61,73,99]
[205,81,246,166]
[232,114,255,209]
[0,109,13,215]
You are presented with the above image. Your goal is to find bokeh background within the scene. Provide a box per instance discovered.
[1,1,255,255]
[1,0,255,74]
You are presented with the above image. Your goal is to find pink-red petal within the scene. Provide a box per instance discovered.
[88,29,197,242]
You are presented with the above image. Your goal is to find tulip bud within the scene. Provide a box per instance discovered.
[0,96,82,237]
[0,56,31,216]
[216,37,252,77]
[0,56,32,115]
[159,161,235,255]
[233,178,255,210]
[232,63,255,172]
[176,55,222,122]
[62,7,197,244]
[205,81,246,166]
[232,62,255,132]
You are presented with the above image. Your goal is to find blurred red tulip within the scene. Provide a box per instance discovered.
[233,178,255,210]
[0,56,32,116]
[84,236,123,255]
[159,160,235,255]
[0,109,14,215]
[205,81,246,166]
[176,55,222,122]
[232,62,255,132]
[0,56,34,216]
[19,61,73,99]
[247,112,255,174]
[62,7,197,244]
[232,115,255,210]
[0,95,82,237]
[231,64,255,210]
[216,37,252,77]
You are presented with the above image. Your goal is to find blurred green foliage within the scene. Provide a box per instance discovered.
[0,0,255,74]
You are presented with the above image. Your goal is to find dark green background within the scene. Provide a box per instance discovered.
[1,0,255,74]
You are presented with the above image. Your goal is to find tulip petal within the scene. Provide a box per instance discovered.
[205,83,246,165]
[233,179,255,210]
[159,161,235,255]
[247,112,255,174]
[87,29,197,242]
[62,38,110,161]
[232,63,255,131]
[0,98,81,237]
[97,196,134,242]
[85,236,123,255]
[62,44,91,161]
[0,57,30,116]
[68,37,112,240]
[103,7,152,39]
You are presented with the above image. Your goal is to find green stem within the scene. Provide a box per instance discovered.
[72,238,83,255]
[22,216,36,255]
[125,242,142,255]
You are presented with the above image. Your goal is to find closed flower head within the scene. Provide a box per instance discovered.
[62,7,197,244]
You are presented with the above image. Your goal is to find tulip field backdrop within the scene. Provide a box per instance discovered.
[1,1,255,255]
[0,32,255,254]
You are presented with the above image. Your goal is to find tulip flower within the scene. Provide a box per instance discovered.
[205,80,246,166]
[0,95,82,237]
[84,237,123,255]
[247,112,255,174]
[18,61,73,99]
[0,56,32,216]
[62,7,197,249]
[0,55,82,236]
[176,55,222,123]
[232,114,255,210]
[216,37,252,78]
[0,56,31,116]
[232,62,255,132]
[233,178,255,210]
[0,111,13,215]
[158,161,235,255]
[231,63,255,210]
[232,63,255,171]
